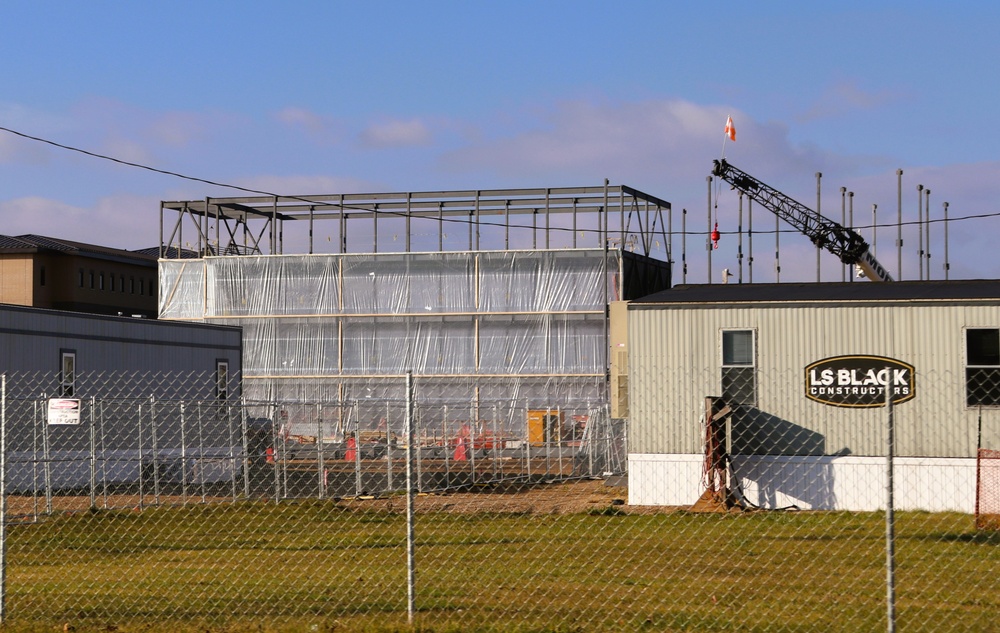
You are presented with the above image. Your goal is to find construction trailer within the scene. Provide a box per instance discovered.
[157,184,672,447]
[0,303,243,492]
[624,279,1000,513]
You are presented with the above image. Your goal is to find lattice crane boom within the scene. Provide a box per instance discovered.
[711,159,893,282]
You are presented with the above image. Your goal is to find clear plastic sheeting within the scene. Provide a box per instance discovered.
[341,253,476,314]
[158,260,205,320]
[161,249,619,318]
[240,376,608,416]
[477,250,611,312]
[209,255,341,317]
[159,248,628,405]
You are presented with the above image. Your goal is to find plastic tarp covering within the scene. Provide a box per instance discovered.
[478,250,612,311]
[159,260,205,319]
[159,249,620,404]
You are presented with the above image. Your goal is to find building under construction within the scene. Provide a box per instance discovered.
[157,184,671,444]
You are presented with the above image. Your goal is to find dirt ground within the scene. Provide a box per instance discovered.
[339,478,676,515]
[4,478,691,520]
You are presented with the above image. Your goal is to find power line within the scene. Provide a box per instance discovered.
[2,124,998,238]
[0,125,637,237]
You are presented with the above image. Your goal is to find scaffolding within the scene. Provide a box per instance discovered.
[158,184,672,435]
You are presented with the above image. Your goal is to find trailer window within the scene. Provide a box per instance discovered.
[60,350,76,397]
[967,328,1000,406]
[216,360,229,400]
[722,329,756,406]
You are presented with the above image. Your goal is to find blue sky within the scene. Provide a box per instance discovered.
[1,2,998,282]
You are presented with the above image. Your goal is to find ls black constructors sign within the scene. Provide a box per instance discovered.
[805,355,915,407]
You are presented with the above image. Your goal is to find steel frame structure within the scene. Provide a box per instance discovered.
[159,183,672,260]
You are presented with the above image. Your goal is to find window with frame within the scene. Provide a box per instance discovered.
[60,350,76,397]
[216,360,229,400]
[966,328,1000,406]
[722,329,756,406]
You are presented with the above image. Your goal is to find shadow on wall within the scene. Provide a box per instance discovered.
[728,406,852,510]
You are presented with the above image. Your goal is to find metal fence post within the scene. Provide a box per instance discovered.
[31,401,39,521]
[137,403,145,510]
[99,399,108,509]
[442,404,449,490]
[317,404,325,500]
[545,406,552,479]
[150,396,160,505]
[180,402,188,506]
[386,401,394,492]
[89,396,96,510]
[386,404,395,493]
[197,401,206,504]
[415,405,424,494]
[353,402,362,497]
[240,403,249,500]
[492,404,499,481]
[227,401,238,502]
[1,375,7,624]
[42,399,52,515]
[271,404,282,503]
[885,382,897,633]
[525,399,531,482]
[405,371,416,624]
[469,402,477,486]
[555,405,563,479]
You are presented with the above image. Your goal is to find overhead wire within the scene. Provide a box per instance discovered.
[1,124,997,239]
[0,125,646,238]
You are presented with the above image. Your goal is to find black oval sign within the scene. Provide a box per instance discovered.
[805,355,915,408]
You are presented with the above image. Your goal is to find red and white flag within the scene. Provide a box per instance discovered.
[724,116,736,142]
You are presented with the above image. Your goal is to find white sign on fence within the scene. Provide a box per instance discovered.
[47,398,81,425]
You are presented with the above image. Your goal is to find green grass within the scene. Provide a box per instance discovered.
[1,502,998,632]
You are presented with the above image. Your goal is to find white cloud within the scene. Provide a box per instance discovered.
[275,106,325,130]
[273,106,343,144]
[237,174,381,196]
[100,136,155,166]
[359,118,431,148]
[0,130,50,165]
[798,79,902,122]
[146,111,212,147]
[0,197,89,240]
[0,194,161,250]
[435,97,1000,282]
[439,98,833,190]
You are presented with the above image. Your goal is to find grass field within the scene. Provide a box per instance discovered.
[1,489,998,632]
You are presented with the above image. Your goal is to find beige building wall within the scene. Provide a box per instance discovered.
[0,255,35,306]
[0,252,157,316]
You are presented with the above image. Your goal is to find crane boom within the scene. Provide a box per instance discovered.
[711,159,893,282]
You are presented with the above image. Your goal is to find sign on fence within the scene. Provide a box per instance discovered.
[46,398,81,425]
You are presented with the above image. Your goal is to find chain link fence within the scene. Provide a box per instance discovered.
[0,369,997,631]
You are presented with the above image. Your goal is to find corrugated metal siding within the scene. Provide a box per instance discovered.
[629,302,1000,458]
[0,305,241,375]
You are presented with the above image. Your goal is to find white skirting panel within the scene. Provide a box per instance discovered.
[628,453,977,513]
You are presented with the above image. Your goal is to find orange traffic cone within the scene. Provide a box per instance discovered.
[453,436,468,461]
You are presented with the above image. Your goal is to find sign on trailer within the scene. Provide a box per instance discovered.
[805,355,915,407]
